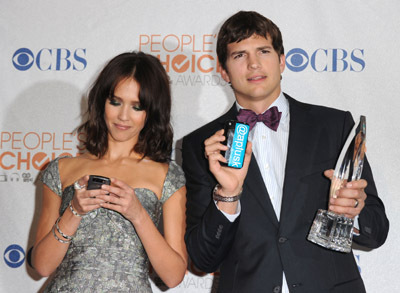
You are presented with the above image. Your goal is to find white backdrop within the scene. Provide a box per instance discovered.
[1,1,399,292]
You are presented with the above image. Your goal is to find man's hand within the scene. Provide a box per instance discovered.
[324,169,367,219]
[204,129,252,195]
[204,129,252,214]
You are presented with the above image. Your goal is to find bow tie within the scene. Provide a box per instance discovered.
[237,106,282,131]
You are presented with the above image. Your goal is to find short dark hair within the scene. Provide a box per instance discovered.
[217,11,284,70]
[79,51,173,162]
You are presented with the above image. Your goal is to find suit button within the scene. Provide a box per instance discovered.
[215,224,223,239]
[278,237,287,243]
[273,285,281,293]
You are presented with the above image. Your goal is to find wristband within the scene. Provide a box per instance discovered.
[213,184,242,202]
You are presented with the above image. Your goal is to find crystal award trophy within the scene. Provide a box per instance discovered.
[307,116,366,253]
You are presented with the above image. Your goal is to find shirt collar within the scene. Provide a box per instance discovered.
[235,92,289,121]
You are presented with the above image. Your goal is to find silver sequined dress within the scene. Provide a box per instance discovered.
[40,157,185,292]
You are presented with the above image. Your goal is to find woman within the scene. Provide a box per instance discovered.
[32,52,187,292]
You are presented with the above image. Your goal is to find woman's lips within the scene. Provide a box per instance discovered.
[114,123,130,130]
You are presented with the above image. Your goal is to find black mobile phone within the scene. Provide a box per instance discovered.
[87,175,111,190]
[220,120,250,169]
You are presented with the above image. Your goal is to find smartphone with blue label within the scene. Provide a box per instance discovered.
[221,120,250,169]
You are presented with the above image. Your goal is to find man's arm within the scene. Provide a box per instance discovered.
[182,133,241,273]
[353,158,389,248]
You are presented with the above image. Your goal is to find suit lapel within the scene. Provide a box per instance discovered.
[216,104,237,128]
[244,156,280,228]
[279,95,317,228]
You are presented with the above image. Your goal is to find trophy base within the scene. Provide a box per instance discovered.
[307,209,354,253]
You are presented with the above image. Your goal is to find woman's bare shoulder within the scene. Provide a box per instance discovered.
[58,153,92,168]
[58,153,96,185]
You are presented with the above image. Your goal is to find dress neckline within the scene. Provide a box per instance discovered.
[55,156,173,202]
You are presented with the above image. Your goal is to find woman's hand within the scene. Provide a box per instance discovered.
[96,178,145,224]
[71,175,109,216]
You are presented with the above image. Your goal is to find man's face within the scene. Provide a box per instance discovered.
[220,34,285,109]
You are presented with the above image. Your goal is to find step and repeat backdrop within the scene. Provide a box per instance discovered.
[1,1,399,292]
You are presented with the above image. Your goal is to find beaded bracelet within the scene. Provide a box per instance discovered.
[55,217,74,240]
[69,201,85,217]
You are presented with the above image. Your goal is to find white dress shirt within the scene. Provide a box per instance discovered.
[248,93,289,221]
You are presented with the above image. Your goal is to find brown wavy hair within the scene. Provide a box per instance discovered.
[217,11,284,70]
[78,51,173,162]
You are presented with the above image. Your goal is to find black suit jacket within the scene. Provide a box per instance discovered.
[182,94,389,293]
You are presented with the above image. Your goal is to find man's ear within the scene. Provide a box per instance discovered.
[280,54,286,73]
[219,64,231,83]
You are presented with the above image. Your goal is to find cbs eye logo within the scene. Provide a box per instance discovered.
[4,244,25,268]
[12,48,34,71]
[285,48,309,72]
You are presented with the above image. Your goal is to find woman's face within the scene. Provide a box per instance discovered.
[104,77,147,146]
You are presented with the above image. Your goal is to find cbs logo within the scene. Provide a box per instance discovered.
[285,48,365,72]
[12,48,87,71]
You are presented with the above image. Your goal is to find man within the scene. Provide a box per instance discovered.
[182,11,389,293]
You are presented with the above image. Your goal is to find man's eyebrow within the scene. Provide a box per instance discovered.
[230,49,246,56]
[257,45,273,50]
[230,45,273,56]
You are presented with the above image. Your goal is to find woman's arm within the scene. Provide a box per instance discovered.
[33,176,107,277]
[32,185,81,277]
[141,186,188,287]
